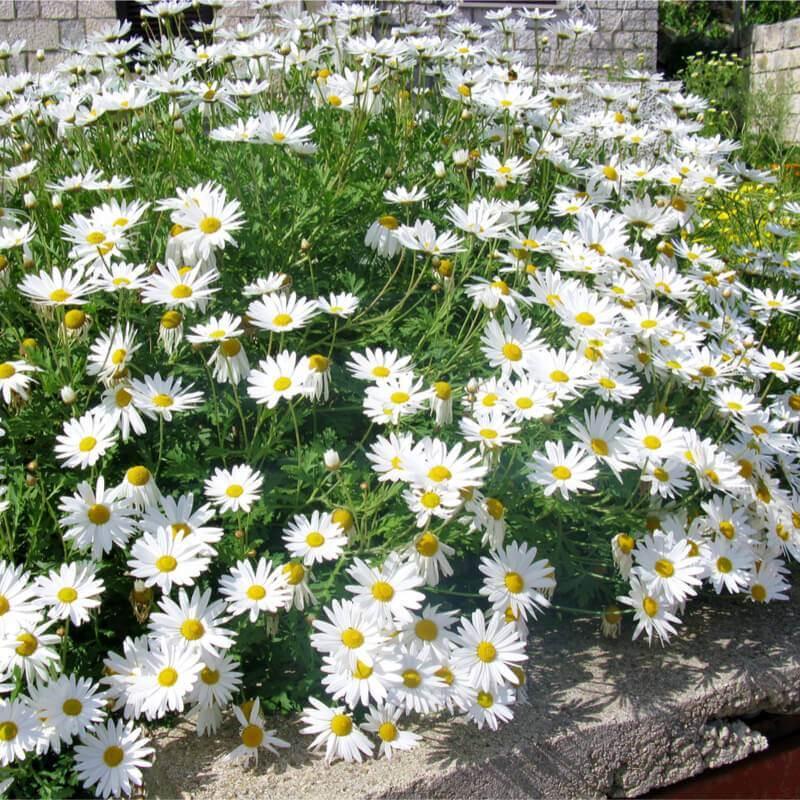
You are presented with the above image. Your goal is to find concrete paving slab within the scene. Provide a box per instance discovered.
[145,591,800,799]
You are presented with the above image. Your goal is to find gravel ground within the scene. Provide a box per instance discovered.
[145,590,800,799]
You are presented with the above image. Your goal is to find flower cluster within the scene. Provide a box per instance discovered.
[0,0,798,796]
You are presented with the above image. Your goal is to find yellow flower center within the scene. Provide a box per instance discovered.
[436,666,454,685]
[201,667,220,685]
[221,339,241,357]
[0,595,8,615]
[551,465,572,480]
[341,627,364,649]
[719,521,735,539]
[15,633,37,656]
[308,354,329,372]
[273,376,291,391]
[57,587,78,603]
[372,581,394,602]
[155,555,177,573]
[306,531,325,548]
[603,165,619,181]
[272,131,286,142]
[420,491,440,509]
[751,584,766,603]
[78,436,97,452]
[769,361,785,371]
[642,596,659,617]
[64,309,86,330]
[272,313,292,327]
[427,465,452,482]
[161,310,183,329]
[415,619,438,641]
[502,343,522,361]
[643,435,662,450]
[550,370,569,383]
[575,311,595,326]
[241,724,264,748]
[180,619,205,641]
[402,668,422,688]
[171,284,193,299]
[716,556,733,574]
[654,559,674,578]
[116,388,132,407]
[226,484,244,498]
[353,660,373,679]
[616,534,635,554]
[0,722,17,742]
[653,467,669,482]
[378,722,398,742]
[330,714,352,736]
[152,393,173,408]
[246,584,266,600]
[516,397,533,409]
[283,562,305,585]
[158,667,178,687]
[378,215,399,231]
[86,231,106,245]
[50,288,71,303]
[332,508,353,530]
[390,391,410,404]
[504,571,524,593]
[62,698,83,716]
[486,497,505,520]
[477,691,494,708]
[415,532,439,557]
[0,363,15,379]
[103,745,124,767]
[479,428,498,440]
[199,216,222,234]
[126,466,150,486]
[476,641,497,662]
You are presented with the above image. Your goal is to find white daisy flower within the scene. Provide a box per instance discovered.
[219,558,292,622]
[204,464,263,514]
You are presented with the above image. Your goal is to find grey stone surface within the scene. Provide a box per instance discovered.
[146,591,800,799]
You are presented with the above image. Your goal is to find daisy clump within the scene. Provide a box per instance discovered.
[0,1,798,795]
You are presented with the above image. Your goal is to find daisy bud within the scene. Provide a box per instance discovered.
[36,49,45,62]
[234,529,245,539]
[359,481,369,491]
[173,118,185,134]
[300,239,311,252]
[767,201,776,213]
[452,149,469,167]
[20,337,37,354]
[279,43,292,55]
[246,549,257,558]
[494,176,508,190]
[25,474,37,487]
[466,377,479,394]
[56,625,66,637]
[541,35,549,45]
[601,606,622,639]
[323,449,341,471]
[60,385,77,405]
[134,62,142,74]
[51,192,62,209]
[460,109,472,121]
[384,166,393,179]
[23,192,36,209]
[431,283,440,292]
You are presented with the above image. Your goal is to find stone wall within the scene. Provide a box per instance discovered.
[0,1,659,74]
[0,1,118,71]
[742,17,800,144]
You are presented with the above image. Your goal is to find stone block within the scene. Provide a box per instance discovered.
[782,17,800,48]
[0,0,13,20]
[58,17,84,44]
[41,0,77,18]
[84,15,116,35]
[774,47,800,71]
[2,18,58,48]
[752,21,784,52]
[79,0,115,17]
[14,0,39,18]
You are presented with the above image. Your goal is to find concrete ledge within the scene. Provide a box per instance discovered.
[146,592,800,799]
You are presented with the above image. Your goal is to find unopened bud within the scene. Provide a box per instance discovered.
[60,385,77,404]
[324,449,341,471]
[36,49,45,62]
[173,118,185,134]
[51,192,62,209]
[433,160,446,178]
[300,238,311,252]
[23,192,36,209]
